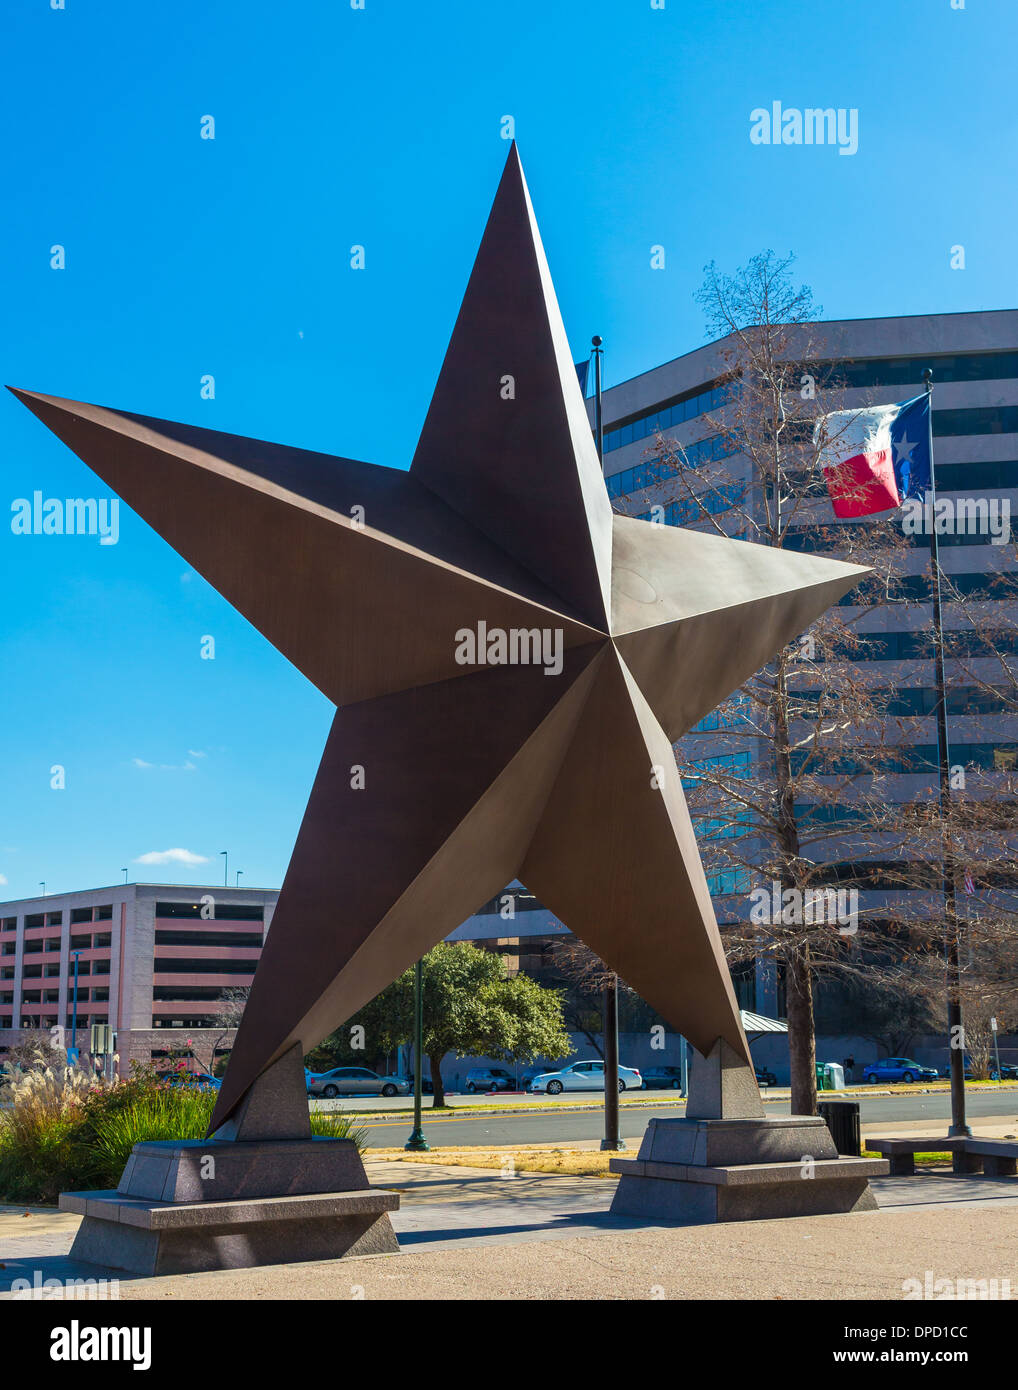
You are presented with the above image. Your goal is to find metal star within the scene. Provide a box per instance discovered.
[10,146,867,1131]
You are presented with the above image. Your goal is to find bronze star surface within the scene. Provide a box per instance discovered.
[10,146,867,1132]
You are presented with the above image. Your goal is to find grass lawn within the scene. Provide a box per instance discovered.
[373,1145,962,1175]
[372,1145,618,1177]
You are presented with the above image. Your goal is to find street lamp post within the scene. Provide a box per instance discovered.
[122,868,128,884]
[404,958,430,1151]
[70,949,83,1062]
[220,851,228,887]
[591,333,625,1153]
[236,870,243,887]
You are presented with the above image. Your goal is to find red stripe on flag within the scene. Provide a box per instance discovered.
[823,449,901,519]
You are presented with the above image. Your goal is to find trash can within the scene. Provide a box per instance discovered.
[815,1063,827,1092]
[818,1099,861,1156]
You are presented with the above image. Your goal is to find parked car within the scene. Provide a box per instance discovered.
[754,1065,778,1088]
[307,1066,409,1098]
[863,1058,939,1084]
[163,1071,221,1091]
[528,1059,642,1095]
[464,1067,515,1093]
[963,1058,1018,1081]
[642,1066,684,1090]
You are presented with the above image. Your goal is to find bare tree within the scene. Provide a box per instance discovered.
[619,250,1018,1114]
[184,987,250,1075]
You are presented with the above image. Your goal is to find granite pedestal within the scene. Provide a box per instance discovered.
[59,1044,400,1275]
[610,1038,887,1225]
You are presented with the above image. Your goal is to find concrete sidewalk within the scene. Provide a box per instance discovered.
[2,1156,1017,1301]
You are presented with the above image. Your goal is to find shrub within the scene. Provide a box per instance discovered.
[0,1051,102,1203]
[0,1057,367,1202]
[309,1111,368,1147]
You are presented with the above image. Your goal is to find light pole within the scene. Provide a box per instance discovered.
[236,870,243,887]
[70,949,83,1061]
[122,868,128,884]
[220,850,228,887]
[590,333,625,1153]
[39,881,46,897]
[404,958,430,1151]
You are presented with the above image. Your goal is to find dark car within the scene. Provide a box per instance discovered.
[641,1066,684,1090]
[864,1057,938,1084]
[963,1058,1018,1081]
[754,1065,778,1088]
[163,1071,221,1091]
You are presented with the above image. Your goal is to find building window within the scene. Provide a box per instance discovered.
[153,959,256,975]
[154,929,263,948]
[155,901,264,922]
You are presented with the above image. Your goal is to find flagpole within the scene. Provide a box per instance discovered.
[923,367,970,1137]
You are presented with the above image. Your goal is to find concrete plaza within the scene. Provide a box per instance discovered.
[2,1145,1017,1301]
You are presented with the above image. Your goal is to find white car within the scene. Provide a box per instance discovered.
[529,1059,642,1095]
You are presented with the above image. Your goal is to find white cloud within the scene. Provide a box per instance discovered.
[132,756,197,772]
[133,848,210,866]
[187,750,207,759]
[0,874,7,886]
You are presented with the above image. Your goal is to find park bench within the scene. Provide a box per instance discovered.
[866,1135,1018,1177]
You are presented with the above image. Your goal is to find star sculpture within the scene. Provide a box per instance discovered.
[11,146,866,1133]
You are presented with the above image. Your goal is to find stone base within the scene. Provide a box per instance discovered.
[60,1137,400,1275]
[610,1115,887,1225]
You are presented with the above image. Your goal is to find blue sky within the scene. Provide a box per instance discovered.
[2,0,1016,899]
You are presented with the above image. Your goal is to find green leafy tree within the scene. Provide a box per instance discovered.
[307,943,573,1106]
[414,944,572,1105]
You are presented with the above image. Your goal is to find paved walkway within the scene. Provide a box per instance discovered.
[2,1153,1018,1300]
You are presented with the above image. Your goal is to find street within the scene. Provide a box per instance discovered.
[348,1089,1018,1149]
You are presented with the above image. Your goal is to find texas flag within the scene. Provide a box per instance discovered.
[814,393,931,518]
